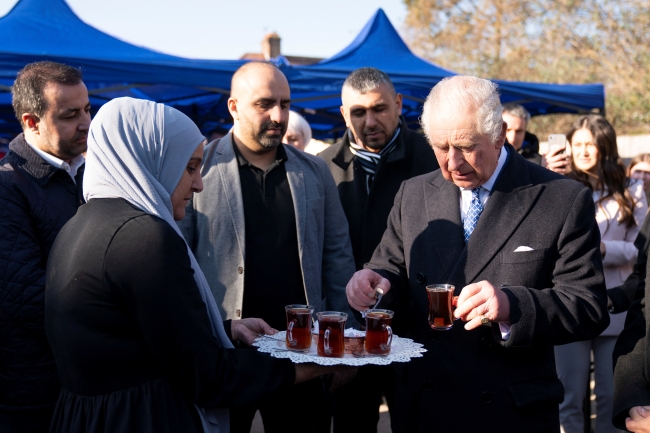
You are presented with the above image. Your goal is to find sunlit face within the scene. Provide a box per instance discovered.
[502,112,527,151]
[25,82,91,161]
[340,83,403,152]
[571,128,599,175]
[426,107,506,189]
[630,161,650,192]
[170,143,204,220]
[283,127,306,151]
[229,67,290,153]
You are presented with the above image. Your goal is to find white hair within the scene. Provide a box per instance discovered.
[421,76,503,144]
[287,111,312,144]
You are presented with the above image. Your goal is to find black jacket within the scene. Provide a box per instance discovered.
[0,134,84,412]
[318,120,439,270]
[612,252,650,429]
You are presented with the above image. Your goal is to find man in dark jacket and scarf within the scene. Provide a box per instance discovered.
[319,67,439,433]
[0,61,89,432]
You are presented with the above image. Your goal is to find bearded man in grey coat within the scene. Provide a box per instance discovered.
[179,62,356,433]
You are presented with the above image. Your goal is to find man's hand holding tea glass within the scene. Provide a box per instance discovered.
[453,280,511,330]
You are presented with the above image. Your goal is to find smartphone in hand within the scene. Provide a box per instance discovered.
[547,134,567,154]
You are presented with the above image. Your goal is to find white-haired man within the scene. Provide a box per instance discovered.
[345,75,609,432]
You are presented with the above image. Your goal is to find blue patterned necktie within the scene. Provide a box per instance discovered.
[464,187,484,242]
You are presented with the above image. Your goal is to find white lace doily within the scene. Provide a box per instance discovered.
[252,331,427,366]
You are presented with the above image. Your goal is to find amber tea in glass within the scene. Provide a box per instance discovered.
[364,309,394,355]
[285,305,314,352]
[316,312,347,358]
[426,284,455,330]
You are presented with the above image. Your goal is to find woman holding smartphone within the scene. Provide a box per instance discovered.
[552,115,647,433]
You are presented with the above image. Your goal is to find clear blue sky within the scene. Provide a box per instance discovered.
[0,0,409,60]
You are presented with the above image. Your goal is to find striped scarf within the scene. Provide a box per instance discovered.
[348,124,401,193]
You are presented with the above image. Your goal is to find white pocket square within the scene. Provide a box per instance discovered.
[514,246,534,252]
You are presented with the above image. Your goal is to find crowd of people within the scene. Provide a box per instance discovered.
[0,59,649,433]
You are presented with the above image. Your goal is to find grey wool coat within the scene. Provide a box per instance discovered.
[178,132,357,326]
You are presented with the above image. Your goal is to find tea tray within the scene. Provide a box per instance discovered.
[252,331,427,366]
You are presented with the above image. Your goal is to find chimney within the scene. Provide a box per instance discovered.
[262,32,281,60]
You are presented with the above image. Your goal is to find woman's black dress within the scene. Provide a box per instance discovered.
[45,198,295,432]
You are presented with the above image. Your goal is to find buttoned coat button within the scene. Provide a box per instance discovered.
[422,380,434,391]
[416,273,426,284]
[481,392,493,404]
[238,267,243,274]
[236,309,241,317]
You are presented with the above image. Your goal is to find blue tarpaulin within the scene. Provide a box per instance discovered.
[0,0,605,140]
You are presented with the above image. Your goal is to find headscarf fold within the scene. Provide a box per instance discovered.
[84,97,232,432]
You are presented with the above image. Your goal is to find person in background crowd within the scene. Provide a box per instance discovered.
[629,153,650,205]
[612,256,650,433]
[283,110,312,151]
[179,62,356,433]
[45,97,334,433]
[551,115,647,433]
[0,61,89,433]
[346,75,609,433]
[608,215,650,314]
[501,103,542,165]
[318,66,439,433]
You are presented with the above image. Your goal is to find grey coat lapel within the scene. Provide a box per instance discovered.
[284,151,307,258]
[215,134,247,262]
[450,152,544,285]
[426,174,465,282]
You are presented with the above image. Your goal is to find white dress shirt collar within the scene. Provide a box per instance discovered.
[25,139,85,183]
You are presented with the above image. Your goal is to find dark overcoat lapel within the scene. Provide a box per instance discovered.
[423,148,546,288]
[458,152,544,285]
[424,174,464,282]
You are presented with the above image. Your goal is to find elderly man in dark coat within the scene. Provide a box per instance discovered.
[346,75,609,433]
[0,61,89,432]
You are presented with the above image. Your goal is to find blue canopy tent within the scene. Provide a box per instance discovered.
[0,1,605,141]
[290,9,606,138]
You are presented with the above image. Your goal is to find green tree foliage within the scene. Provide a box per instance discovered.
[403,0,650,135]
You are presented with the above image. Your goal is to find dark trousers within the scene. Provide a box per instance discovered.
[0,407,54,433]
[230,377,331,433]
[332,365,395,433]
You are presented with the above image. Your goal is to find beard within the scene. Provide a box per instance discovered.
[255,120,287,149]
